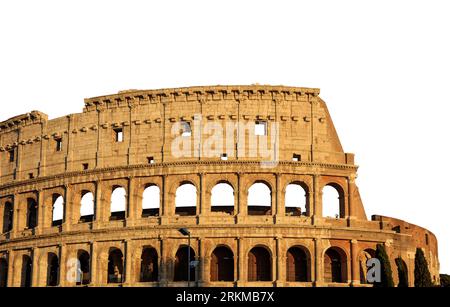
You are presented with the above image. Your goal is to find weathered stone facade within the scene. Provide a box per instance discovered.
[0,85,439,287]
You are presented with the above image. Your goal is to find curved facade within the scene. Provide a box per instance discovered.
[0,85,439,287]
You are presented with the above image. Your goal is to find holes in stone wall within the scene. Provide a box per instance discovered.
[108,248,124,283]
[142,185,160,217]
[322,184,344,218]
[211,182,234,214]
[80,191,95,222]
[175,183,197,216]
[110,187,126,220]
[114,128,124,142]
[285,183,308,216]
[52,194,64,226]
[248,182,271,215]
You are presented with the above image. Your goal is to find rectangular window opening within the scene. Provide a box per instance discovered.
[29,173,34,179]
[181,121,192,137]
[255,121,267,136]
[220,153,228,161]
[8,149,15,162]
[147,156,155,164]
[82,163,89,170]
[55,138,63,152]
[114,128,124,142]
[292,154,301,162]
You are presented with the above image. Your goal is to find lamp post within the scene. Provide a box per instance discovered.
[178,228,191,287]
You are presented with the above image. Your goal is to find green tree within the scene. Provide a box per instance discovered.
[374,243,394,287]
[395,257,409,287]
[414,248,433,287]
[440,274,450,287]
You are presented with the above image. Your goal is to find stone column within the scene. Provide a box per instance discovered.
[236,173,247,222]
[236,237,245,285]
[313,238,322,286]
[197,238,205,286]
[275,236,284,285]
[93,181,104,229]
[160,175,171,224]
[31,248,40,287]
[198,173,208,216]
[12,193,23,235]
[0,202,4,235]
[124,240,133,285]
[59,244,68,286]
[159,236,169,286]
[126,177,136,227]
[7,251,14,287]
[90,241,98,286]
[63,185,73,232]
[350,239,359,286]
[312,175,322,225]
[275,173,284,220]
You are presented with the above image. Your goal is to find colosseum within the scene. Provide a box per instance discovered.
[0,85,440,287]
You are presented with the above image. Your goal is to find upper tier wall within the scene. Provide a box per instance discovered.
[0,85,354,184]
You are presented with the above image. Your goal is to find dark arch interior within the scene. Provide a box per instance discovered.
[140,247,158,282]
[286,247,309,282]
[210,246,234,282]
[21,255,32,287]
[108,249,124,283]
[174,246,195,282]
[26,198,38,229]
[77,250,91,285]
[248,247,272,281]
[47,253,59,286]
[2,202,13,233]
[0,258,8,287]
[324,248,347,283]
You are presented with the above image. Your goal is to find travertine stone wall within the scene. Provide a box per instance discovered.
[0,85,439,287]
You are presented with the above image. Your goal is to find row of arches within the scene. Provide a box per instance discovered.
[0,245,369,287]
[2,181,345,232]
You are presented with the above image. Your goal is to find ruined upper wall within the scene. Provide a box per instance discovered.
[0,85,355,183]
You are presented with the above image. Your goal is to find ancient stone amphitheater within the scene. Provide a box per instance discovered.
[0,85,439,287]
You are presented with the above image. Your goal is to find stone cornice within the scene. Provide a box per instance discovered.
[0,160,358,193]
[83,85,321,111]
[0,111,48,134]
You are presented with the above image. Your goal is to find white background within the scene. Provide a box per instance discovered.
[0,0,449,275]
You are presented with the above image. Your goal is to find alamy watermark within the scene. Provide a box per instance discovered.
[170,115,279,168]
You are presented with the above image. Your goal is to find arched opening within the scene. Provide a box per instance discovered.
[107,248,124,284]
[286,247,309,282]
[47,252,59,286]
[359,248,376,284]
[140,247,159,282]
[26,198,38,229]
[285,183,308,216]
[322,184,345,218]
[395,257,409,287]
[21,255,32,287]
[51,194,64,227]
[324,247,347,283]
[210,246,234,282]
[110,187,126,220]
[175,183,197,216]
[174,246,195,282]
[2,201,13,233]
[80,191,94,222]
[248,182,272,216]
[211,182,234,215]
[77,250,90,285]
[142,185,160,217]
[248,246,272,281]
[0,258,7,287]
